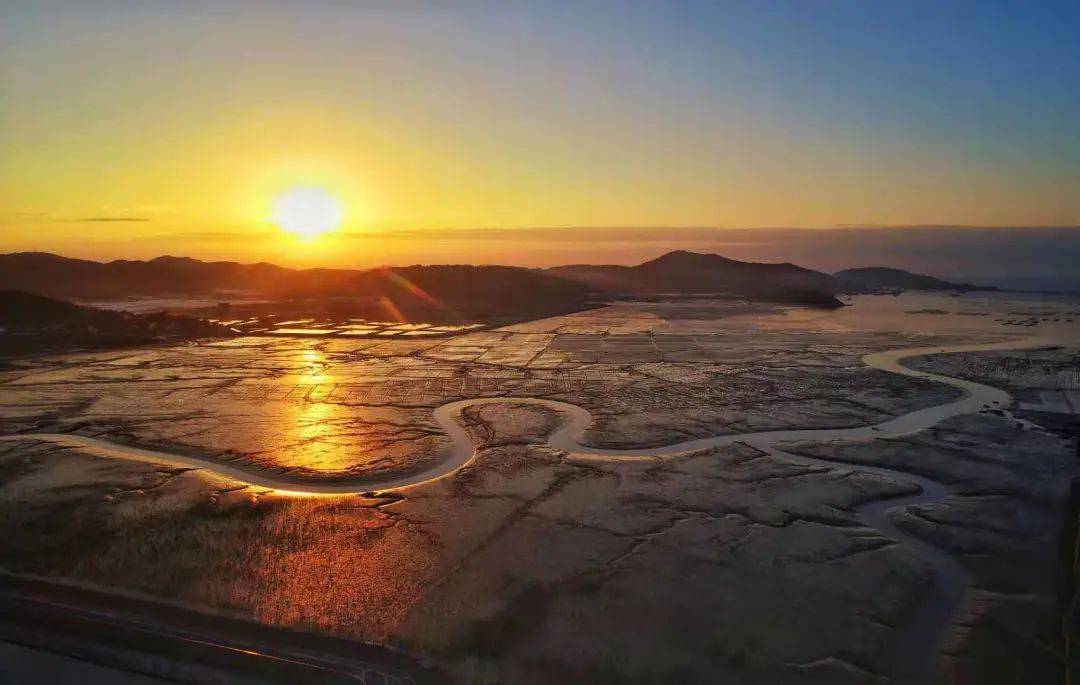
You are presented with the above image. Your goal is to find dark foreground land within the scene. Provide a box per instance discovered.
[0,574,443,684]
[0,290,228,356]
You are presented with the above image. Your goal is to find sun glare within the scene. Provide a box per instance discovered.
[272,187,342,237]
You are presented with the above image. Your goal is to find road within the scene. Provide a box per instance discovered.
[0,574,444,685]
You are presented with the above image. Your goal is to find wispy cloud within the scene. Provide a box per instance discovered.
[76,216,151,223]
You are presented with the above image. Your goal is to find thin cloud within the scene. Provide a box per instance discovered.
[77,216,151,223]
[157,231,276,241]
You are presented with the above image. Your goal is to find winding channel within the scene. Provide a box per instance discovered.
[0,335,1059,683]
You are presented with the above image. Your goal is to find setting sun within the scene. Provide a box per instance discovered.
[271,187,342,237]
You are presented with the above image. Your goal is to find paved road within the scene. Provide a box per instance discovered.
[0,642,167,684]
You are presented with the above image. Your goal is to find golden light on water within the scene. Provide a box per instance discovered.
[271,186,342,238]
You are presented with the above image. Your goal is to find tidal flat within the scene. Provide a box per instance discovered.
[1,292,1078,683]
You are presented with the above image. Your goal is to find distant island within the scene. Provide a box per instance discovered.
[833,267,997,294]
[548,250,843,308]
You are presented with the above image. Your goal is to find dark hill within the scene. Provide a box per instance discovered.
[0,290,226,355]
[549,250,842,307]
[0,289,97,326]
[834,267,996,294]
[0,253,593,321]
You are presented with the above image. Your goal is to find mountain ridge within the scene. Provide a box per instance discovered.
[833,267,997,293]
[0,251,591,316]
[548,250,842,307]
[0,250,846,310]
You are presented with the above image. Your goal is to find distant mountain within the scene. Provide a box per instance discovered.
[0,250,845,317]
[548,250,842,307]
[833,267,996,294]
[0,252,592,321]
[0,252,286,299]
[0,290,226,355]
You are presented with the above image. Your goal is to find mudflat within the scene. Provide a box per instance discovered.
[1,292,1078,683]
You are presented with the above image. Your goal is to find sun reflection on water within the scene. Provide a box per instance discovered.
[280,346,357,473]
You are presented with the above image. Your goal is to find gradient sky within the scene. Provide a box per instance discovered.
[2,1,1078,266]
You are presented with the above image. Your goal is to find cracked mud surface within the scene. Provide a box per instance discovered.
[0,292,1078,684]
[0,298,987,484]
[783,413,1077,684]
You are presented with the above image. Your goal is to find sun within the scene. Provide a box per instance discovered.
[271,186,342,237]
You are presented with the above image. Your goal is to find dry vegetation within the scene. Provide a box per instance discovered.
[0,441,440,642]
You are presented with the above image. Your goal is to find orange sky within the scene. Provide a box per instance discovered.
[2,3,1077,267]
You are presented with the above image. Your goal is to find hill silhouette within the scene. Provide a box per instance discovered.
[834,267,995,293]
[0,290,226,354]
[549,250,842,307]
[0,250,846,315]
[0,253,593,322]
